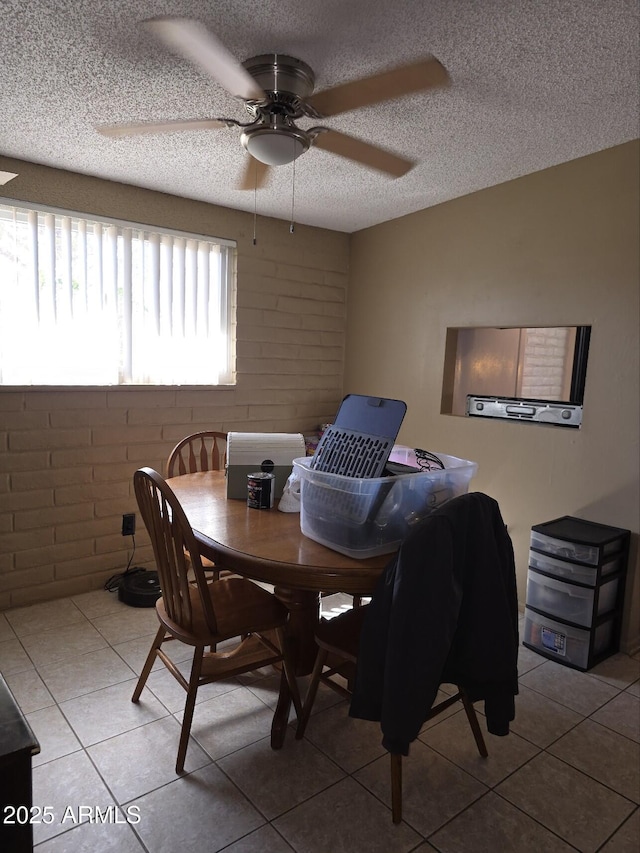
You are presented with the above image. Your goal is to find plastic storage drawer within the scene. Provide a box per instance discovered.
[530,517,628,566]
[528,550,622,584]
[530,531,601,565]
[526,569,619,628]
[523,607,614,670]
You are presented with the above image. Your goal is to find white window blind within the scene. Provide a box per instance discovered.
[0,201,235,386]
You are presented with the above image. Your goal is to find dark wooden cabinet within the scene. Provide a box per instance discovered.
[0,675,40,853]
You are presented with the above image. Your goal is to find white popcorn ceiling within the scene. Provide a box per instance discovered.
[1,0,638,233]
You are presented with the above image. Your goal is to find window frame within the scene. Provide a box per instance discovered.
[0,197,237,388]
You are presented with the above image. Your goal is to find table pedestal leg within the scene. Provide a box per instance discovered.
[270,587,320,750]
[274,587,321,676]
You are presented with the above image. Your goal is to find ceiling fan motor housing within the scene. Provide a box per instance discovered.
[241,54,316,165]
[242,54,316,105]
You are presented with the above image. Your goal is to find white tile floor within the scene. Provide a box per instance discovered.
[1,590,638,853]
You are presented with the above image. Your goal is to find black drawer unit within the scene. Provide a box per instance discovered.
[523,516,630,671]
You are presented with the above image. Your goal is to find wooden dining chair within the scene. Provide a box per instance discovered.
[166,430,228,478]
[295,604,488,824]
[166,431,228,581]
[132,467,302,773]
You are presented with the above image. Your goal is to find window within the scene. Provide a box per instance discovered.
[441,325,591,418]
[0,201,235,386]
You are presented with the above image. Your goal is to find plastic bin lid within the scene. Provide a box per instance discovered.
[331,394,407,437]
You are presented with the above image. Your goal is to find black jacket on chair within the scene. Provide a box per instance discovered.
[349,492,519,756]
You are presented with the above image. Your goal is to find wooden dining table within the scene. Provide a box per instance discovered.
[167,470,390,746]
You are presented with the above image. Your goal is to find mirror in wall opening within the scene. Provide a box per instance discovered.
[441,326,591,428]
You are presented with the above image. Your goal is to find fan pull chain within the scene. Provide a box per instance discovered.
[290,141,296,234]
[252,161,257,246]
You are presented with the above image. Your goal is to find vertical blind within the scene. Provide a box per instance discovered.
[0,202,235,385]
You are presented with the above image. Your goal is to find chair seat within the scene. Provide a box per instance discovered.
[315,605,368,660]
[199,633,283,679]
[156,576,289,646]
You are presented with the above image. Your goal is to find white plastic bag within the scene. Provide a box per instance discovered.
[278,469,301,512]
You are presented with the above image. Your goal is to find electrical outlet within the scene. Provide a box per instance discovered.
[121,513,136,536]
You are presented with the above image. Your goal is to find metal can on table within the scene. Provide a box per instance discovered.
[247,472,275,509]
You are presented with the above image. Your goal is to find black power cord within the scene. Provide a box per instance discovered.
[414,449,445,471]
[104,536,140,592]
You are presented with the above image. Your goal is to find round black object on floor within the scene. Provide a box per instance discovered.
[118,569,161,607]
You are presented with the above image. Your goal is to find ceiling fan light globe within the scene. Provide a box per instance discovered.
[241,128,308,166]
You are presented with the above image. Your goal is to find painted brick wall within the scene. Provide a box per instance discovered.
[0,158,349,607]
[519,327,572,400]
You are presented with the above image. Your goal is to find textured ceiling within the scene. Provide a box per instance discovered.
[1,0,638,233]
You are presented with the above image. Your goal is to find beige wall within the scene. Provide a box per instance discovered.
[345,141,640,652]
[0,157,349,608]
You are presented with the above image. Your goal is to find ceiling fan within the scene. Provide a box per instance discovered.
[97,17,450,190]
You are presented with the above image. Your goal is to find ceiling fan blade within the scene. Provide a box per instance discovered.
[307,57,449,118]
[313,130,414,178]
[96,118,231,138]
[143,17,266,101]
[238,156,271,191]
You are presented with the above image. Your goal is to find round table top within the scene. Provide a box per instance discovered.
[167,471,390,594]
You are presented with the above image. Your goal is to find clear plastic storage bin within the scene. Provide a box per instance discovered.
[293,450,478,559]
[523,607,614,670]
[526,570,619,628]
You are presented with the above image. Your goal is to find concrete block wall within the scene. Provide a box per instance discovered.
[0,157,350,608]
[520,327,572,400]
